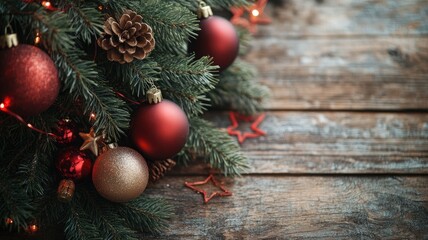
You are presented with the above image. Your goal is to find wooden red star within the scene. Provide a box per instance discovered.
[248,0,271,24]
[230,7,251,30]
[231,0,271,33]
[184,174,232,203]
[227,112,266,144]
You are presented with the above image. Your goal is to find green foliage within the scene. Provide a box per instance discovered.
[209,60,270,115]
[178,118,250,175]
[171,0,250,10]
[118,197,173,234]
[0,0,267,238]
[155,54,218,116]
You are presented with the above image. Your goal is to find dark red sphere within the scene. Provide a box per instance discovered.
[56,147,92,180]
[189,16,239,71]
[130,100,189,160]
[0,44,59,116]
[53,119,78,146]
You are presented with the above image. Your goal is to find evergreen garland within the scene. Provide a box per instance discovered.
[0,0,267,238]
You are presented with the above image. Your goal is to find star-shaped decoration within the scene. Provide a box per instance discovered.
[184,174,232,203]
[230,7,251,30]
[231,0,271,34]
[79,128,103,156]
[227,112,266,144]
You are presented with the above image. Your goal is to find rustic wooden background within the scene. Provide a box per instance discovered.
[147,0,428,239]
[1,0,427,239]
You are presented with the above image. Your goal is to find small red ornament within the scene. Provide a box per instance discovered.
[227,112,266,144]
[184,174,233,203]
[0,44,59,116]
[56,147,92,180]
[53,119,78,145]
[131,99,189,160]
[189,3,239,71]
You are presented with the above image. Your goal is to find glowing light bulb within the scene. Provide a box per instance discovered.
[27,123,33,128]
[28,224,38,233]
[0,103,4,109]
[98,5,104,11]
[41,1,51,8]
[34,32,41,45]
[5,218,13,225]
[251,9,260,17]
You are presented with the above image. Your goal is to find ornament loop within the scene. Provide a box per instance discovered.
[147,87,163,104]
[197,1,213,19]
[100,142,118,155]
[0,24,18,49]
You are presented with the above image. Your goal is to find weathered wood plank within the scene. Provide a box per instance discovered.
[145,176,428,239]
[242,37,428,110]
[174,111,428,174]
[264,0,428,37]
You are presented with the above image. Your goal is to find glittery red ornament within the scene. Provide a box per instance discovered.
[189,16,239,71]
[53,119,78,146]
[130,100,189,161]
[0,44,59,116]
[56,147,92,180]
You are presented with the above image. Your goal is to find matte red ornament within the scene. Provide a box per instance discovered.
[189,16,239,71]
[0,44,59,116]
[130,100,189,160]
[56,147,92,180]
[53,119,78,146]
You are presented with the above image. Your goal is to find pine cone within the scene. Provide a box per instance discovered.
[148,159,176,182]
[97,10,155,64]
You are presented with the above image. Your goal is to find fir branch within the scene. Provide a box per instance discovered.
[75,188,138,240]
[65,200,102,240]
[177,118,249,175]
[30,7,75,52]
[53,50,130,140]
[0,175,35,230]
[208,60,270,115]
[118,197,173,235]
[154,54,218,116]
[237,27,253,55]
[36,190,68,228]
[16,138,56,197]
[66,4,104,44]
[133,0,199,54]
[108,59,160,99]
[171,0,250,10]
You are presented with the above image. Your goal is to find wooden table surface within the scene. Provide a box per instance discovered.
[147,0,428,239]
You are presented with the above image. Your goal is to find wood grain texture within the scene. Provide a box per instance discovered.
[264,0,428,37]
[173,111,428,174]
[243,36,428,110]
[145,176,428,239]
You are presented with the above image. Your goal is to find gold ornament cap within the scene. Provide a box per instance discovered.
[0,24,18,49]
[197,1,213,19]
[100,142,118,155]
[147,87,162,104]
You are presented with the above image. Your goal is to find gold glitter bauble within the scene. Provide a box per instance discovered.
[92,146,149,202]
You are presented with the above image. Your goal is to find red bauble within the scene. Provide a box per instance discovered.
[56,147,92,180]
[0,44,59,116]
[53,119,78,145]
[189,16,239,71]
[130,100,189,160]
